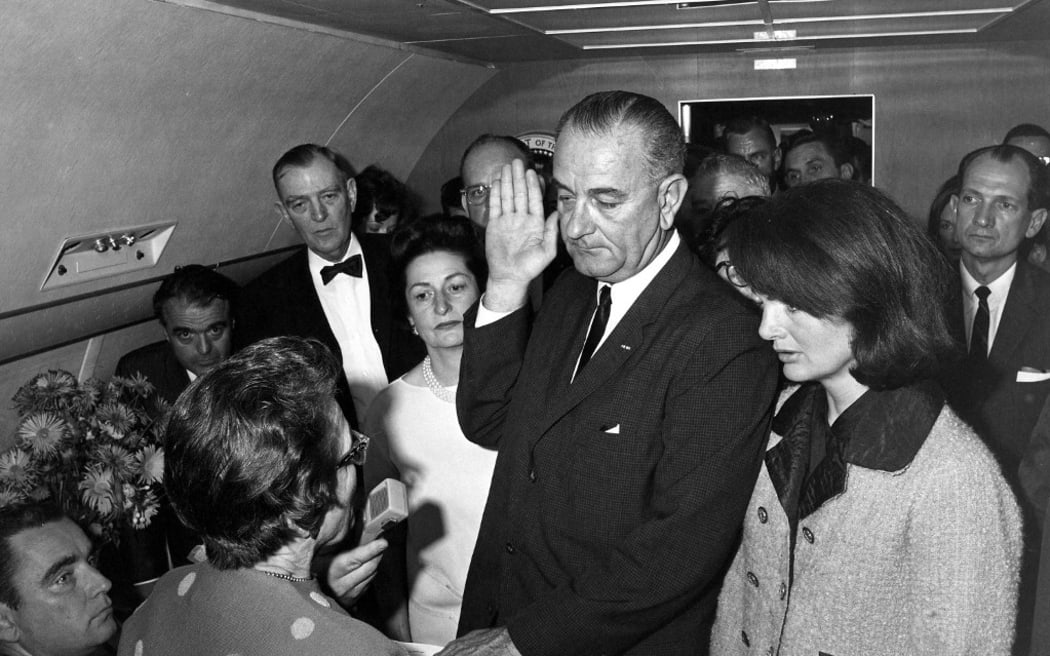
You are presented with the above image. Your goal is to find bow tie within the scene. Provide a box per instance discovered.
[320,254,363,285]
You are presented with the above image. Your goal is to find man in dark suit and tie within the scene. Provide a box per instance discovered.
[941,144,1050,476]
[115,264,237,567]
[237,144,421,427]
[438,91,779,656]
[939,144,1050,656]
[115,264,237,409]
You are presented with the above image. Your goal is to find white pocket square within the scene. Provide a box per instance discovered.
[603,424,621,434]
[1017,369,1050,383]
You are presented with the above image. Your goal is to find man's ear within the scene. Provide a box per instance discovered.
[0,602,22,645]
[658,174,689,230]
[1027,208,1048,238]
[274,202,291,228]
[346,178,357,213]
[838,162,855,181]
[773,147,782,172]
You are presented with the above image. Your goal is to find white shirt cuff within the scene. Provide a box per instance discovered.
[475,294,522,327]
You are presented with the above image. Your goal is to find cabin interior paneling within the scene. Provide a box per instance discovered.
[2,0,1050,450]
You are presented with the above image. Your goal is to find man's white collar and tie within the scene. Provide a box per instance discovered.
[308,234,388,419]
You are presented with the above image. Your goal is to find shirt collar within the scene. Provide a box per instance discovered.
[307,233,362,280]
[960,258,1016,301]
[600,230,680,307]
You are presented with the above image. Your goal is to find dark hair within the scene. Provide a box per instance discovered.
[351,165,413,231]
[441,176,464,215]
[784,131,852,168]
[926,175,960,244]
[957,144,1049,211]
[389,214,487,318]
[721,115,777,152]
[0,503,65,609]
[683,143,718,180]
[1003,123,1050,143]
[697,195,771,268]
[459,135,535,179]
[153,265,238,324]
[163,337,344,569]
[556,90,685,181]
[272,143,355,191]
[724,179,956,390]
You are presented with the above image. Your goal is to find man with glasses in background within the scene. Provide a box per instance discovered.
[459,134,566,309]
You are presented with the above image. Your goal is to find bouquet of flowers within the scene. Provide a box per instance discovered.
[0,370,166,547]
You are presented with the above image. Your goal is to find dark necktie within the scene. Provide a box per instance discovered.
[576,285,612,376]
[970,285,991,360]
[320,254,363,285]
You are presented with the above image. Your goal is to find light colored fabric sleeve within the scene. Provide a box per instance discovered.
[906,428,1022,656]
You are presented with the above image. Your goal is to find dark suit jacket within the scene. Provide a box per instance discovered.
[236,239,423,426]
[114,341,189,408]
[113,341,199,566]
[455,243,780,656]
[941,261,1050,475]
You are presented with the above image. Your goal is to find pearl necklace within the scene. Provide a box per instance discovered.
[256,568,313,583]
[422,355,456,404]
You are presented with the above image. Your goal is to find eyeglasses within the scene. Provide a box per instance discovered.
[460,184,490,207]
[337,430,370,468]
[715,260,748,288]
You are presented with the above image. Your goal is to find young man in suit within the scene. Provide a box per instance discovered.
[115,264,237,409]
[237,144,420,427]
[940,144,1050,656]
[439,91,779,656]
[941,144,1050,475]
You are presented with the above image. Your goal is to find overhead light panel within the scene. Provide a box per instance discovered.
[580,27,978,49]
[488,0,829,14]
[545,8,1011,35]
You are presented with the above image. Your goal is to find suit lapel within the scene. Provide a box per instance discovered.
[360,234,392,354]
[990,262,1036,365]
[534,244,692,437]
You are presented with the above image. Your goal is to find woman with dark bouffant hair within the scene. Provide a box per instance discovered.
[362,215,494,646]
[710,179,1022,655]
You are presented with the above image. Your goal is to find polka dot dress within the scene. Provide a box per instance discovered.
[117,562,401,655]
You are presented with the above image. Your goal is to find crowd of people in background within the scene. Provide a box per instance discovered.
[3,92,1050,656]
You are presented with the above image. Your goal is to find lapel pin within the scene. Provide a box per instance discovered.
[620,344,631,351]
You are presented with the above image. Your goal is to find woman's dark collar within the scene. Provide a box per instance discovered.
[773,378,944,472]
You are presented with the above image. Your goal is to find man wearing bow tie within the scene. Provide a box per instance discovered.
[238,144,421,426]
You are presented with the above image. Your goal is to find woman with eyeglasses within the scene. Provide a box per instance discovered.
[119,337,401,656]
[709,180,1022,655]
[362,215,497,646]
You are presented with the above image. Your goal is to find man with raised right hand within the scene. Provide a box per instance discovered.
[438,90,779,656]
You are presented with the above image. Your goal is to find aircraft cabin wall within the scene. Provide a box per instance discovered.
[3,0,1050,448]
[409,40,1050,225]
[0,0,494,442]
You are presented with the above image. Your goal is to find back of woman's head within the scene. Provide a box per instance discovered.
[724,179,957,389]
[163,336,343,569]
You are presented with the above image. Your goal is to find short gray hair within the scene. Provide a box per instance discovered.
[556,90,685,181]
[692,154,771,196]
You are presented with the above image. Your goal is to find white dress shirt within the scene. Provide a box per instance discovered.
[477,231,682,379]
[960,260,1016,356]
[308,234,388,419]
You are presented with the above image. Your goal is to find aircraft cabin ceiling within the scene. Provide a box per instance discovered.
[200,0,1050,63]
